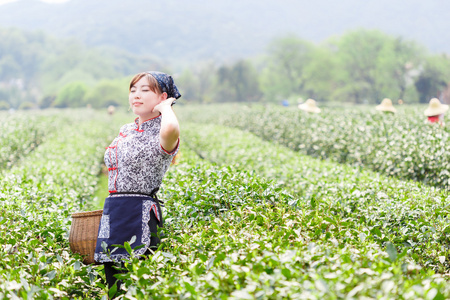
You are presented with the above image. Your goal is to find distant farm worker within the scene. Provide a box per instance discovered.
[298,98,321,113]
[424,98,449,126]
[94,71,181,293]
[375,98,396,113]
[107,105,115,115]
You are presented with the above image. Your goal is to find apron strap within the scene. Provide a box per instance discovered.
[109,189,164,205]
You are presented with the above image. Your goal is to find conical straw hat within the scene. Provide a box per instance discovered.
[424,98,449,116]
[298,98,321,113]
[375,98,396,113]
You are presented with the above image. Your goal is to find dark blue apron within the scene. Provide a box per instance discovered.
[94,194,162,263]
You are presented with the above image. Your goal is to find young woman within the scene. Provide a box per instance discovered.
[94,71,181,290]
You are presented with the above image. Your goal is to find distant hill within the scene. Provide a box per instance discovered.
[0,0,449,63]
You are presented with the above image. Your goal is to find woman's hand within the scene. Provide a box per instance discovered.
[153,97,176,114]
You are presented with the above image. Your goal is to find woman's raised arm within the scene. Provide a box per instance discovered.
[154,97,180,153]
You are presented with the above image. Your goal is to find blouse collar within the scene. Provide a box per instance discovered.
[134,114,161,131]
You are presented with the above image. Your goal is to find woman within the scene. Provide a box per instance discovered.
[94,71,181,291]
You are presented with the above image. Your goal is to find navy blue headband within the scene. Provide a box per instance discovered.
[147,71,181,99]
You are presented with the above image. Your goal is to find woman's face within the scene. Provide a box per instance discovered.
[129,76,163,119]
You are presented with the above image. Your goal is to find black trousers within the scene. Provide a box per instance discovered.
[104,204,163,290]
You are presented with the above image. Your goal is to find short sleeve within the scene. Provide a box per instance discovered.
[159,138,180,157]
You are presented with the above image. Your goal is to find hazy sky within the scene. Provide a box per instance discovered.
[0,0,449,61]
[0,0,70,4]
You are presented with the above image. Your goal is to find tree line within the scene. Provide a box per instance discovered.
[0,28,449,110]
[177,30,450,105]
[0,28,162,110]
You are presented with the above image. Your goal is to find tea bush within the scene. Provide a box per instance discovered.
[176,104,450,189]
[0,110,124,299]
[2,108,450,299]
[0,111,57,170]
[109,146,450,299]
[181,122,450,274]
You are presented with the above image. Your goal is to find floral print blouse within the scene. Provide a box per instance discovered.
[105,115,179,196]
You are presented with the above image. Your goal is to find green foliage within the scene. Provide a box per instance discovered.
[53,82,88,108]
[1,26,449,109]
[415,55,450,103]
[302,46,339,102]
[175,69,199,101]
[260,35,314,102]
[0,100,10,110]
[180,121,450,271]
[177,30,441,105]
[0,28,158,109]
[215,60,262,102]
[172,122,450,300]
[3,108,450,298]
[0,54,21,80]
[330,30,425,104]
[38,39,122,94]
[177,103,450,189]
[17,101,36,110]
[0,111,51,169]
[333,30,389,103]
[0,109,127,298]
[373,37,424,102]
[0,86,28,111]
[177,65,217,103]
[84,78,130,108]
[106,140,450,298]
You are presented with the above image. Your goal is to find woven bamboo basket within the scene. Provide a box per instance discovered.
[69,209,103,264]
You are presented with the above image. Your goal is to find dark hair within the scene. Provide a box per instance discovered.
[129,73,162,94]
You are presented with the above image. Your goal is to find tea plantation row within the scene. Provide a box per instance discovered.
[0,110,123,299]
[181,122,450,271]
[176,104,450,190]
